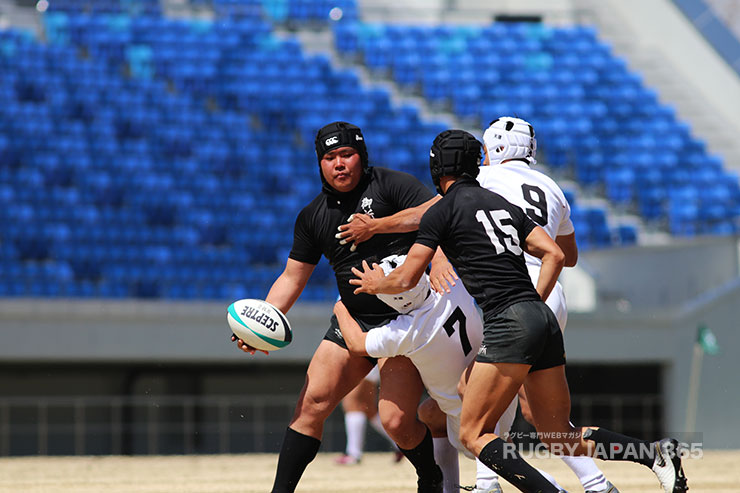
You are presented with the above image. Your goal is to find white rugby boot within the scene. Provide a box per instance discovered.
[651,438,689,492]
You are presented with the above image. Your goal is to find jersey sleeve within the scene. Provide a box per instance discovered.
[414,201,447,251]
[288,206,322,265]
[382,168,435,210]
[364,315,412,358]
[556,194,575,236]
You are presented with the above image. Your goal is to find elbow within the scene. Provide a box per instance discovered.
[397,276,415,292]
[552,249,566,269]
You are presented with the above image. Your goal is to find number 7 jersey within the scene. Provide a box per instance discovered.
[476,161,574,268]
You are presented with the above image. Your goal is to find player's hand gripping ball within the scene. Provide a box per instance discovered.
[227,299,293,352]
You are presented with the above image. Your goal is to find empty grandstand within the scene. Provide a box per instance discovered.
[0,0,738,457]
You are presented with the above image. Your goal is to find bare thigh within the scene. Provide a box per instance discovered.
[378,356,426,448]
[291,340,375,439]
[459,361,530,456]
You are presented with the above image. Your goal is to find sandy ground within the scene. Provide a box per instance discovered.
[0,450,737,492]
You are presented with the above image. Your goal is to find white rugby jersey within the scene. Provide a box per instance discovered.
[477,161,574,267]
[365,281,483,418]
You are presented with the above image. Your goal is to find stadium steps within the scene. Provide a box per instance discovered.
[292,27,464,131]
[292,24,652,247]
[579,0,740,173]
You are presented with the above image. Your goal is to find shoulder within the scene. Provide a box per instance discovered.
[422,193,450,218]
[296,194,325,222]
[371,166,423,184]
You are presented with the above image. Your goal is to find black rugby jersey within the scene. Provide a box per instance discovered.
[290,167,435,319]
[415,177,541,317]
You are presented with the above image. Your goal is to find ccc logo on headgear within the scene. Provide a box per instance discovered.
[325,136,339,146]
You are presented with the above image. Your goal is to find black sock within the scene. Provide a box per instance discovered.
[583,427,654,467]
[479,438,559,493]
[270,427,321,493]
[398,427,443,487]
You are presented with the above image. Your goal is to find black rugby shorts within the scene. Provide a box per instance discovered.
[476,300,566,371]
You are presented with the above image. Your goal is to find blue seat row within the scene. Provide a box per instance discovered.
[332,21,740,237]
[2,12,733,301]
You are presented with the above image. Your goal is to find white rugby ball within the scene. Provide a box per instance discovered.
[227,299,293,351]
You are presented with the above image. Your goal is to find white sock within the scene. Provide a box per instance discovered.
[535,467,565,490]
[344,411,366,459]
[369,413,396,448]
[560,455,609,491]
[433,437,459,493]
[475,457,500,491]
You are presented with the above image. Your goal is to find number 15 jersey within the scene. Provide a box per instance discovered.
[415,177,541,317]
[477,161,574,268]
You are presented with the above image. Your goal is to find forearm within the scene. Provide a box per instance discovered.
[373,197,440,234]
[374,208,425,234]
[265,259,314,314]
[535,254,564,302]
[265,274,302,314]
[333,302,369,356]
[556,233,578,267]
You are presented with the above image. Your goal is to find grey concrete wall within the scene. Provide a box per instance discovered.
[0,299,331,364]
[1,237,739,446]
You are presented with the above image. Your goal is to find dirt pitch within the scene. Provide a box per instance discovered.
[0,450,737,492]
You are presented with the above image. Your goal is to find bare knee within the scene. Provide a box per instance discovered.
[418,398,447,437]
[379,405,421,448]
[458,424,479,453]
[295,388,338,425]
[379,407,410,439]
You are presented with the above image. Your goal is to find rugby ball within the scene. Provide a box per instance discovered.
[227,299,293,352]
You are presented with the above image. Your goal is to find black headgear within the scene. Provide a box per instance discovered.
[429,130,482,195]
[315,121,369,169]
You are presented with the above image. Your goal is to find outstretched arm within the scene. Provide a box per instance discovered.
[333,300,369,356]
[336,196,441,250]
[350,243,435,295]
[265,258,315,314]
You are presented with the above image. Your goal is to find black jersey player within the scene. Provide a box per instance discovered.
[350,130,688,493]
[233,122,447,493]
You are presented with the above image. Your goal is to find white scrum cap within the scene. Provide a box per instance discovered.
[482,116,537,166]
[375,254,431,314]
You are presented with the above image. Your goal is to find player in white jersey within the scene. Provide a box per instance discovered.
[335,117,617,493]
[333,254,483,493]
[477,116,617,493]
[478,117,576,330]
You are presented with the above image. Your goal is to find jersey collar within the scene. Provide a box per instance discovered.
[499,159,532,169]
[445,176,479,194]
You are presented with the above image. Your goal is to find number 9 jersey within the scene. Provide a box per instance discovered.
[476,161,574,268]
